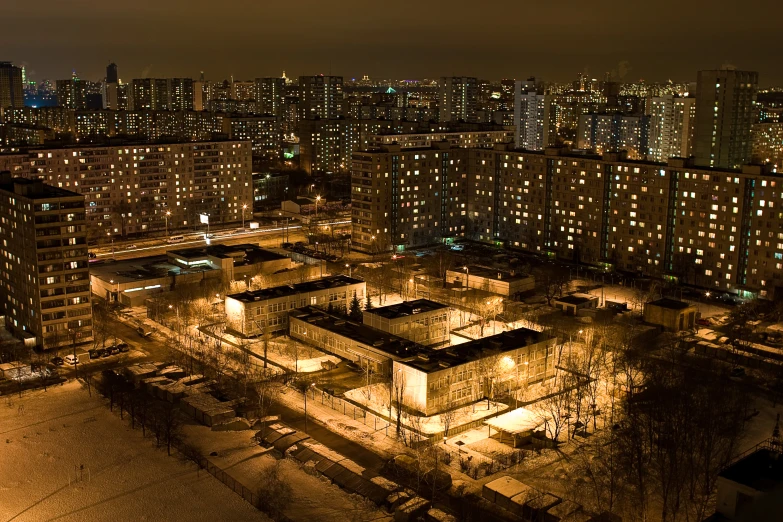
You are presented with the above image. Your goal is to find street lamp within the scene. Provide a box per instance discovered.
[345,263,352,278]
[241,204,248,229]
[463,266,470,290]
[315,195,321,217]
[165,210,171,236]
[304,382,315,433]
[107,231,114,259]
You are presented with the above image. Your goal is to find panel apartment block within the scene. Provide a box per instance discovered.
[0,140,252,240]
[0,174,92,350]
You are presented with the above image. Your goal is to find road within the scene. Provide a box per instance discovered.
[92,219,351,261]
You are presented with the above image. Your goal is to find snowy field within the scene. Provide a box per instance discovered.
[0,382,270,522]
[183,425,391,522]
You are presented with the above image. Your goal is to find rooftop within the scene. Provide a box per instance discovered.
[289,306,422,359]
[365,299,448,320]
[401,327,554,373]
[227,275,363,303]
[170,244,287,265]
[555,293,598,306]
[719,447,783,493]
[454,265,532,282]
[90,255,217,284]
[647,297,693,310]
[0,174,82,200]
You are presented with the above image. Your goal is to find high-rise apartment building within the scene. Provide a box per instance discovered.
[352,144,783,299]
[56,77,88,110]
[130,78,171,110]
[169,78,194,111]
[693,69,758,169]
[255,77,285,117]
[577,113,650,160]
[0,62,24,109]
[298,76,343,120]
[0,140,252,240]
[752,122,783,170]
[0,173,92,350]
[647,95,696,162]
[439,77,478,123]
[514,85,556,150]
[231,80,255,101]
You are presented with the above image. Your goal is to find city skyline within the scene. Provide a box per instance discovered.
[4,0,783,85]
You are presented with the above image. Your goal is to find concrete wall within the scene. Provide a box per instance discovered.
[644,304,697,332]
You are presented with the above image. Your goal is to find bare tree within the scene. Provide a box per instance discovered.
[255,461,293,519]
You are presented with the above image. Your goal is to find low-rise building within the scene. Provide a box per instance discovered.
[225,275,365,336]
[552,294,599,316]
[90,244,299,306]
[362,299,450,346]
[395,328,557,416]
[446,265,535,296]
[289,306,421,374]
[710,441,783,520]
[643,298,697,332]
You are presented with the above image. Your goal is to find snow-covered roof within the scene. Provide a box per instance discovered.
[484,407,543,435]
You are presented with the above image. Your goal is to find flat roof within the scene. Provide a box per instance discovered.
[719,448,783,492]
[647,298,692,310]
[555,294,598,306]
[401,327,554,373]
[170,244,287,263]
[0,176,82,199]
[365,299,448,320]
[227,275,363,303]
[454,265,532,282]
[90,255,217,284]
[289,306,422,359]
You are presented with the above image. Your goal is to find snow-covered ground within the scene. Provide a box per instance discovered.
[182,425,391,522]
[0,382,269,522]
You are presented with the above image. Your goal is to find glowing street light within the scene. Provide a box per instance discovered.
[315,195,322,216]
[165,210,171,236]
[242,203,248,229]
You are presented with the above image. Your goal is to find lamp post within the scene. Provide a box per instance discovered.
[242,204,247,229]
[345,264,352,278]
[304,382,315,433]
[463,266,469,290]
[107,232,114,259]
[315,195,321,217]
[165,210,171,237]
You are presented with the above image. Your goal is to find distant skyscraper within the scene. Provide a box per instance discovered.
[577,113,650,160]
[169,78,194,111]
[298,75,343,120]
[0,61,24,109]
[106,62,118,84]
[439,77,478,122]
[648,95,696,162]
[256,77,285,117]
[693,69,758,169]
[513,80,555,150]
[130,78,170,110]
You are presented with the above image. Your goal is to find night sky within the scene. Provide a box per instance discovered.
[4,0,782,84]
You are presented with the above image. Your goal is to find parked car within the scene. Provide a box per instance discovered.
[281,242,293,249]
[128,244,137,249]
[88,252,97,259]
[137,326,153,338]
[51,356,65,366]
[100,348,112,357]
[64,354,79,365]
[115,341,129,352]
[106,346,120,356]
[696,318,711,326]
[88,349,101,360]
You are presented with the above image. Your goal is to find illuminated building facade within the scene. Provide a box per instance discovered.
[0,140,252,240]
[0,174,92,350]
